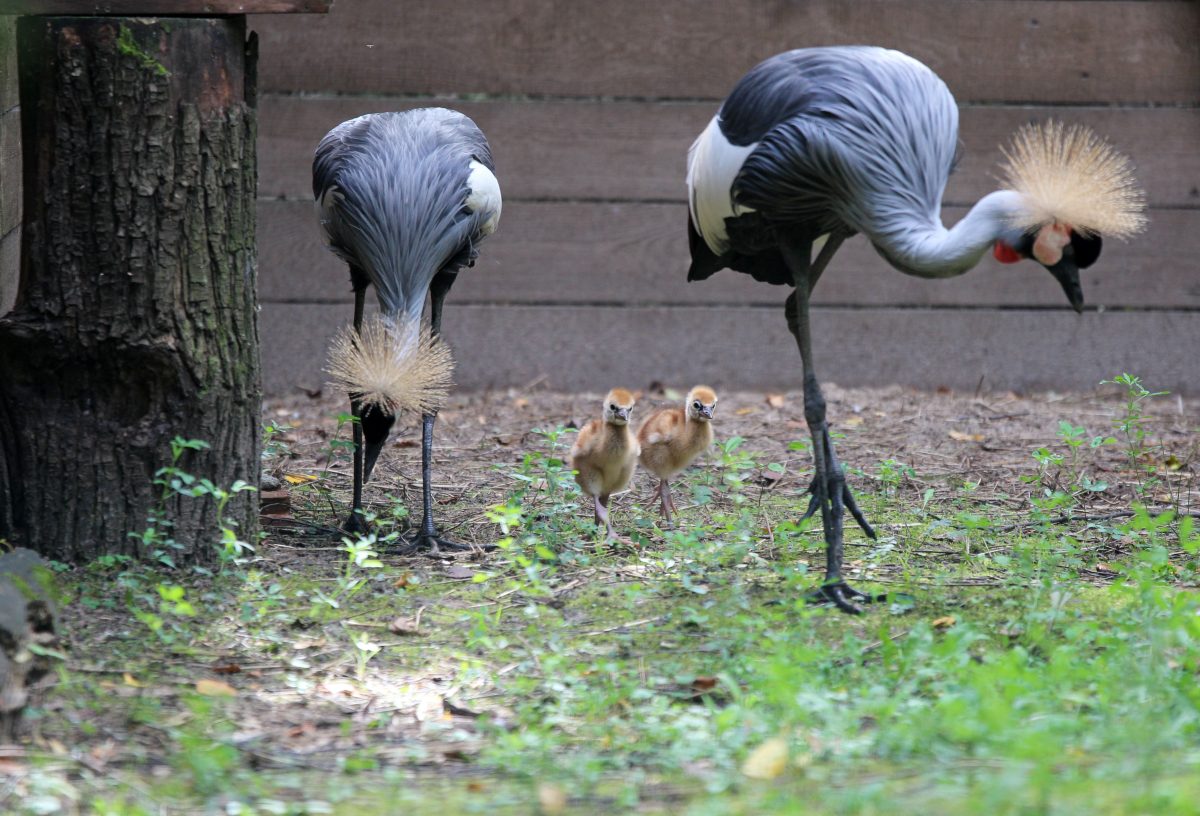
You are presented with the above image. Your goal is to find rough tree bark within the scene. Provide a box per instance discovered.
[0,17,261,564]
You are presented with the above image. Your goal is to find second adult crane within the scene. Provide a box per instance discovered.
[686,47,1145,612]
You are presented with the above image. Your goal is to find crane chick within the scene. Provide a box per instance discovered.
[637,386,718,525]
[570,389,639,541]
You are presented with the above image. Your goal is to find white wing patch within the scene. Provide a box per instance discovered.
[686,115,757,256]
[466,160,502,236]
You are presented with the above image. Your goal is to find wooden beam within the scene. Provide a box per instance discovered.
[251,0,1200,104]
[259,302,1200,396]
[257,200,1200,310]
[257,96,1200,208]
[0,0,330,14]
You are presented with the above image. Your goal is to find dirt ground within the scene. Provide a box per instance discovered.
[28,382,1197,809]
[262,381,1199,543]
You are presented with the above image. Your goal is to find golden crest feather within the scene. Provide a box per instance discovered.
[324,315,454,415]
[999,121,1146,239]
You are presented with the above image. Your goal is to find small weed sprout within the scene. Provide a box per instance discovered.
[132,583,197,643]
[875,458,915,497]
[261,419,292,463]
[311,530,387,612]
[349,629,383,681]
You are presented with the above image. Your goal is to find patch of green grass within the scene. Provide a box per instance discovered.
[11,380,1200,814]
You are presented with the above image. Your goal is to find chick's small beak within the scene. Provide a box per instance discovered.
[1047,257,1084,314]
[700,405,713,419]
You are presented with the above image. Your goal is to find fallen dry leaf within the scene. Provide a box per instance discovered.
[948,430,985,442]
[537,782,568,815]
[444,565,476,580]
[841,416,864,428]
[195,678,237,697]
[932,616,957,629]
[389,616,421,636]
[415,692,446,722]
[283,473,317,485]
[211,660,242,675]
[742,736,789,780]
[0,758,27,776]
[765,393,786,409]
[393,573,413,589]
[122,673,144,688]
[735,407,757,416]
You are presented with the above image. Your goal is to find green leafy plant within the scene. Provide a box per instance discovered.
[1102,373,1168,492]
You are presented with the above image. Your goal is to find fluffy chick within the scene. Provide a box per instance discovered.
[637,386,718,524]
[570,388,640,540]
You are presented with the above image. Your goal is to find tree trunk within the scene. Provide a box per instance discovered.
[0,17,261,564]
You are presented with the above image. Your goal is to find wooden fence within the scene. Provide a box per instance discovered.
[8,1,1200,395]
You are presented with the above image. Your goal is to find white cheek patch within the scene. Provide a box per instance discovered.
[466,160,502,236]
[1032,222,1072,266]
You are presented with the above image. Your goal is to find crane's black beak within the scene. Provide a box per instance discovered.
[359,407,396,484]
[362,437,386,484]
[1047,257,1084,314]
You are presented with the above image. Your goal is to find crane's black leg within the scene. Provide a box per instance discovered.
[779,237,884,614]
[401,272,473,555]
[344,268,371,535]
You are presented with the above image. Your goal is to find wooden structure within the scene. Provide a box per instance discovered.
[0,2,327,563]
[0,16,17,314]
[249,0,1199,395]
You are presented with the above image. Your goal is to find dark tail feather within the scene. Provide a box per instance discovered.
[687,213,729,282]
[688,212,793,286]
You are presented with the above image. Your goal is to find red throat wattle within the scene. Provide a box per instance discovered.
[993,241,1022,264]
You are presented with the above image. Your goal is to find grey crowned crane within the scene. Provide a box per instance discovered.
[686,46,1145,613]
[314,108,502,552]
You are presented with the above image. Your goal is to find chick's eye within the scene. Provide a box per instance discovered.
[693,401,702,409]
[609,404,617,412]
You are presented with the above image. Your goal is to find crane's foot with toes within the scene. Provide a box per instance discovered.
[799,473,876,539]
[806,582,888,615]
[399,529,481,557]
[343,511,373,537]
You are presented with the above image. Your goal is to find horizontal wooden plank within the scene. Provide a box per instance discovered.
[259,302,1200,396]
[251,0,1200,104]
[0,0,330,13]
[258,96,1200,208]
[257,200,1200,309]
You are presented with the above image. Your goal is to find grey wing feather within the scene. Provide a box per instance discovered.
[730,47,958,244]
[313,108,496,321]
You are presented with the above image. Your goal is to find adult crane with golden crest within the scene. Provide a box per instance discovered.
[315,108,502,552]
[686,47,1145,613]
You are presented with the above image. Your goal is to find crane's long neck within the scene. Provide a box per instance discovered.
[870,190,1025,279]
